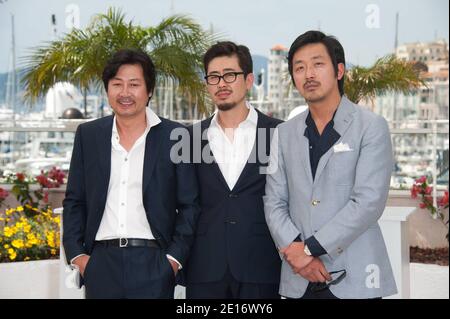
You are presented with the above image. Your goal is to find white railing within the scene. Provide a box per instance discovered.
[1,119,448,193]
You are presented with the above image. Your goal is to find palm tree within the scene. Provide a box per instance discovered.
[21,8,218,115]
[345,55,425,106]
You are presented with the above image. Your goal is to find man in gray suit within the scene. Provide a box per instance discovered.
[264,30,397,299]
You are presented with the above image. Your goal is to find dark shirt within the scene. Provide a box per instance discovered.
[300,111,340,257]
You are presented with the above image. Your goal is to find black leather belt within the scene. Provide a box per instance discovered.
[95,238,160,248]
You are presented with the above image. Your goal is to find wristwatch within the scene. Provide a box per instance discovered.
[304,244,312,256]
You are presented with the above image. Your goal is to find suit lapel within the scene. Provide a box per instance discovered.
[96,117,113,204]
[296,114,314,185]
[313,97,355,184]
[232,110,266,192]
[201,117,230,191]
[143,121,163,193]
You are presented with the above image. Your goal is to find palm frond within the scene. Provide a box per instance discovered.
[20,7,218,114]
[345,54,424,104]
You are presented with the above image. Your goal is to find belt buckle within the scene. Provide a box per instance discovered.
[119,238,129,248]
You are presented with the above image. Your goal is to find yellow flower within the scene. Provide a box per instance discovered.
[16,206,24,212]
[4,244,10,249]
[23,224,31,233]
[8,248,17,260]
[51,249,57,255]
[12,239,24,249]
[46,231,56,248]
[53,216,61,225]
[3,226,14,237]
[24,257,30,261]
[26,233,38,247]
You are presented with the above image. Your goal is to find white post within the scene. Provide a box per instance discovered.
[379,206,415,299]
[432,120,438,210]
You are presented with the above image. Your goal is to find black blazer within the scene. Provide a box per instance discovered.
[62,115,200,267]
[185,109,283,284]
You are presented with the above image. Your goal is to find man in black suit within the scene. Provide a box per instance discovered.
[185,42,282,299]
[63,49,200,299]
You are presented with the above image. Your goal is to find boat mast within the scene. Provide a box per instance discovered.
[10,13,17,126]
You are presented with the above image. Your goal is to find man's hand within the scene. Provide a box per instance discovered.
[297,257,332,283]
[280,242,313,273]
[73,255,90,277]
[167,258,179,277]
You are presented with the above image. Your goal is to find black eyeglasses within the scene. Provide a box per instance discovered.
[204,72,245,85]
[310,269,346,293]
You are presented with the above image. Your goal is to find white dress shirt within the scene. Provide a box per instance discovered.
[207,103,258,190]
[95,107,160,241]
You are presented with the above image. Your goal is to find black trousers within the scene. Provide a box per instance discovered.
[186,267,280,299]
[82,243,175,299]
[285,283,382,299]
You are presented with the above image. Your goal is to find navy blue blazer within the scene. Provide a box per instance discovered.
[62,114,200,267]
[185,109,282,284]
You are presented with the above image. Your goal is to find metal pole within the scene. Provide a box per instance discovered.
[11,14,16,126]
[432,120,438,212]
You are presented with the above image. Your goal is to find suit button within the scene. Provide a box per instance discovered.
[337,247,343,254]
[225,220,237,224]
[229,194,238,198]
[312,199,320,206]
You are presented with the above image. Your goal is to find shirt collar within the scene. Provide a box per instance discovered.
[304,108,340,140]
[210,102,258,129]
[112,107,161,135]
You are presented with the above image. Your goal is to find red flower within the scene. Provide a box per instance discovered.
[36,174,51,188]
[411,185,419,199]
[415,176,427,184]
[438,191,449,208]
[425,186,433,195]
[419,202,427,209]
[47,167,65,187]
[16,173,25,182]
[0,187,9,200]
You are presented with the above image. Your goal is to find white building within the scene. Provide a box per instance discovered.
[266,44,305,119]
[267,45,289,113]
[396,39,449,63]
[375,40,449,122]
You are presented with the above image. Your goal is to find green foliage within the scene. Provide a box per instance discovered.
[21,8,219,114]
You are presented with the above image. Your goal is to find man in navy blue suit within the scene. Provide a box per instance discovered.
[63,49,200,299]
[185,42,282,299]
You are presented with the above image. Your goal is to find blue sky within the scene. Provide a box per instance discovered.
[0,0,448,73]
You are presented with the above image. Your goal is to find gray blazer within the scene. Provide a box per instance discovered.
[264,96,397,299]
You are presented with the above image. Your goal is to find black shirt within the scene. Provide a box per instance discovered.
[304,111,341,180]
[302,111,340,257]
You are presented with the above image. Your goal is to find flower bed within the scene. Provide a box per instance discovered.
[0,168,65,263]
[410,176,449,242]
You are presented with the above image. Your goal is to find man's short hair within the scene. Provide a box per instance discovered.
[287,30,346,96]
[102,49,156,94]
[203,41,253,77]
